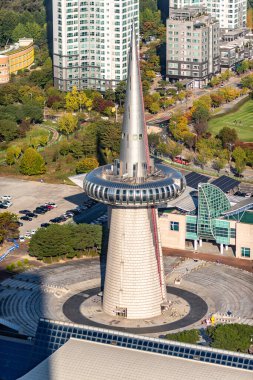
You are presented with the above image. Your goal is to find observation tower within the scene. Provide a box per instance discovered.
[84,27,186,319]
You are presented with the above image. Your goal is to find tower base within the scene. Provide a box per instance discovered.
[103,207,166,319]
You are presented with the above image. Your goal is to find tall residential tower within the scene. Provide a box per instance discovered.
[53,0,139,92]
[84,27,185,319]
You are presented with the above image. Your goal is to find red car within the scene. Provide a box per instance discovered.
[45,204,54,210]
[173,156,190,166]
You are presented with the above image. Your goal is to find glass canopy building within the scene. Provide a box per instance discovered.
[52,0,139,92]
[159,183,253,259]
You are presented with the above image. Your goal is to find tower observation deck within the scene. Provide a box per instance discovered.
[84,26,186,319]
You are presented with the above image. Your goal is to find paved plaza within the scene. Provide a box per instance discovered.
[0,257,252,337]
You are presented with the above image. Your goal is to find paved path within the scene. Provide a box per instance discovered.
[62,286,208,334]
[163,248,253,273]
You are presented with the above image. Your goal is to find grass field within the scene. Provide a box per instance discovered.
[208,99,253,142]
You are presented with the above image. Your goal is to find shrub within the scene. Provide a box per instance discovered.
[165,329,200,344]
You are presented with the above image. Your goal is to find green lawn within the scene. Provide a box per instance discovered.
[208,99,253,142]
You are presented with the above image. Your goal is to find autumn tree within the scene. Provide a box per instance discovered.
[19,147,46,175]
[65,86,93,112]
[6,145,21,165]
[0,212,19,244]
[58,113,78,136]
[76,157,99,173]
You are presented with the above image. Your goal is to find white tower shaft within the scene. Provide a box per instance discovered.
[103,207,166,319]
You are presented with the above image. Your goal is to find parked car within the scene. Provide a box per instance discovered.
[34,208,47,214]
[20,216,32,221]
[65,211,74,217]
[16,221,24,227]
[63,213,72,219]
[0,203,8,209]
[40,223,50,228]
[45,204,54,210]
[19,210,31,214]
[50,217,62,223]
[2,201,12,208]
[1,195,12,201]
[19,236,25,242]
[45,202,57,208]
[68,209,81,215]
[26,212,38,218]
[31,229,37,235]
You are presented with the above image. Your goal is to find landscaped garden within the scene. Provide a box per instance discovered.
[208,99,253,142]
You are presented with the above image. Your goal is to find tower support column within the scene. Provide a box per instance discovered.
[103,207,166,319]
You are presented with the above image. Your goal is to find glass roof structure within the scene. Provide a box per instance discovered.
[197,183,231,239]
[30,319,253,372]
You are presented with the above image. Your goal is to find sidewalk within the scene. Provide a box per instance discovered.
[163,247,253,273]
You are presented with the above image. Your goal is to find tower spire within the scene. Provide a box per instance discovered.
[119,24,149,182]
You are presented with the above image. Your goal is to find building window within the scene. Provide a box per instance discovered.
[241,247,250,258]
[230,228,236,238]
[186,223,197,233]
[170,221,179,231]
[215,227,229,238]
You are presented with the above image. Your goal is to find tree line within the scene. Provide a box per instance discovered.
[29,224,103,261]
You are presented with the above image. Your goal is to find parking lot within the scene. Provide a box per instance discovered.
[0,177,90,236]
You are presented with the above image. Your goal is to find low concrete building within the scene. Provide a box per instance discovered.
[166,7,220,88]
[19,323,253,380]
[159,183,253,260]
[0,38,34,84]
[220,29,253,70]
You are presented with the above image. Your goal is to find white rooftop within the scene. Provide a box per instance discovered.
[18,338,252,380]
[68,174,86,188]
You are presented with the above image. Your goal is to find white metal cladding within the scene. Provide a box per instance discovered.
[83,164,186,207]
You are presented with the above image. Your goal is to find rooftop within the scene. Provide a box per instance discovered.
[19,338,253,380]
[225,211,253,224]
[0,39,33,56]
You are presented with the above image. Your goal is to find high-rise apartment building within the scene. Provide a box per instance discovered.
[166,7,220,88]
[169,0,247,30]
[53,0,139,92]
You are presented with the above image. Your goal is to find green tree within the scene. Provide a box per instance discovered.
[207,324,253,352]
[29,224,102,259]
[213,158,226,173]
[167,139,183,158]
[0,212,19,244]
[23,103,43,123]
[12,22,27,41]
[241,74,253,90]
[232,146,246,174]
[58,113,78,136]
[0,119,18,141]
[217,127,238,148]
[76,157,99,173]
[19,147,46,175]
[6,145,21,165]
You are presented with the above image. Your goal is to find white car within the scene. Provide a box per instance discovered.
[1,195,12,201]
[45,202,57,208]
[19,236,25,242]
[31,229,37,235]
[2,201,12,208]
